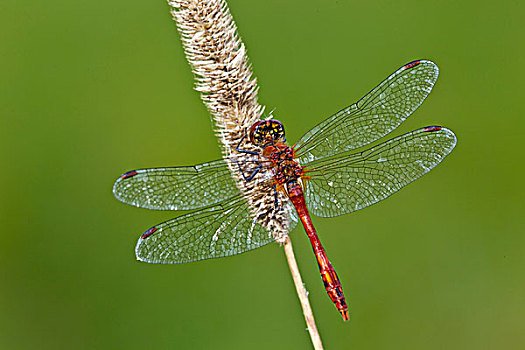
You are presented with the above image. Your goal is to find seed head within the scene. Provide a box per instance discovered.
[168,0,294,242]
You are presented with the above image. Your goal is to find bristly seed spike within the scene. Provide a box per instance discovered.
[168,0,293,242]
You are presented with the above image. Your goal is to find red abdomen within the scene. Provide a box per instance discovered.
[286,181,349,321]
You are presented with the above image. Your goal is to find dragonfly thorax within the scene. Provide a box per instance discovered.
[262,142,303,186]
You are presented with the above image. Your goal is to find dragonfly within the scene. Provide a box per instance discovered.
[113,60,457,321]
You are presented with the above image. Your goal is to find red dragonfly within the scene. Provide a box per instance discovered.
[113,60,456,321]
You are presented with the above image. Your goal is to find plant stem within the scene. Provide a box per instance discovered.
[284,236,324,350]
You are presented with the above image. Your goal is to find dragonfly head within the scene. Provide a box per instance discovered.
[249,119,286,146]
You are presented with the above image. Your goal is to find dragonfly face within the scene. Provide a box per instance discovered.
[249,119,286,147]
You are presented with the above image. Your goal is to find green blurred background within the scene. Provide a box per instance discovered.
[2,0,524,349]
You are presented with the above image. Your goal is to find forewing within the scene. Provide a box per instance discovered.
[295,60,439,163]
[304,126,457,217]
[113,159,239,210]
[135,195,281,263]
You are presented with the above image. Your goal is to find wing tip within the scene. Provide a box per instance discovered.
[135,237,151,263]
[402,59,439,81]
[422,125,458,153]
[134,227,157,262]
[113,169,139,197]
[135,254,159,264]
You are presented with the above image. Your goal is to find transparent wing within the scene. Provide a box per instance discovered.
[295,60,439,163]
[135,195,294,264]
[303,126,457,218]
[113,159,239,211]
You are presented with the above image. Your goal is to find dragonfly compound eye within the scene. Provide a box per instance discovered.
[249,119,285,146]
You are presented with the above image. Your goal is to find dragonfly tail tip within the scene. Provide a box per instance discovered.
[340,309,350,322]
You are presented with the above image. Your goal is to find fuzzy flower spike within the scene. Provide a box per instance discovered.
[168,0,296,242]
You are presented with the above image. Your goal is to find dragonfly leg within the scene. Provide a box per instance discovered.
[272,184,280,210]
[236,135,258,155]
[235,159,262,182]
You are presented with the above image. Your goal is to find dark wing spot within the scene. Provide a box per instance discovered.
[404,60,421,70]
[120,170,138,179]
[141,227,158,240]
[423,126,442,132]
